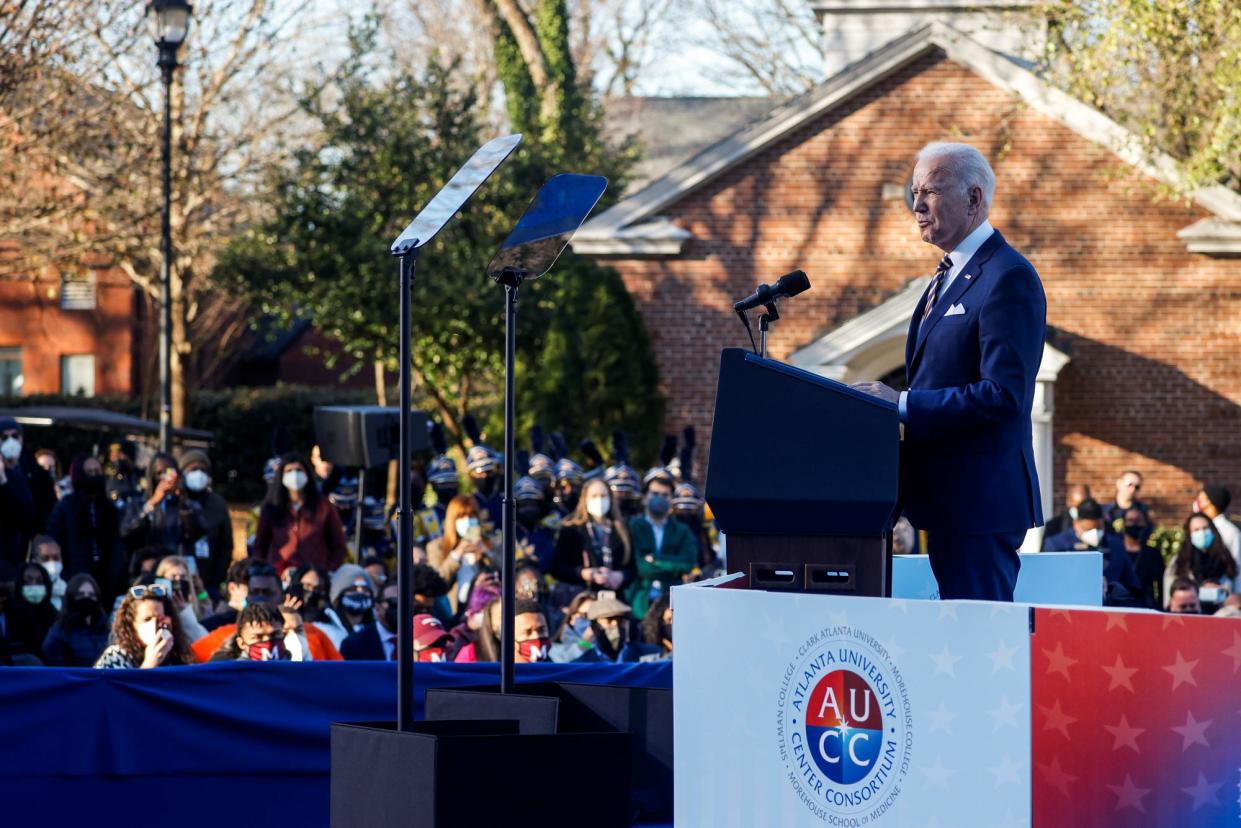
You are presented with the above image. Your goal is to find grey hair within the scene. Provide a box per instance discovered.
[917,142,996,211]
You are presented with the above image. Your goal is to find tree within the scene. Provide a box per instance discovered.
[220,22,665,464]
[0,0,326,425]
[1044,0,1241,192]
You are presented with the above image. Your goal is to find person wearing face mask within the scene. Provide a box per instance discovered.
[0,418,56,537]
[34,449,69,500]
[1043,498,1109,552]
[341,582,402,660]
[551,478,634,597]
[191,562,340,662]
[28,535,67,610]
[585,593,661,663]
[1193,486,1241,568]
[286,563,345,646]
[253,453,348,578]
[45,454,128,604]
[0,417,37,571]
[426,495,494,614]
[426,447,460,532]
[514,476,555,572]
[1044,499,1140,602]
[1164,512,1237,612]
[176,450,234,602]
[210,602,290,661]
[328,563,378,636]
[550,591,598,662]
[1041,484,1092,546]
[5,562,57,662]
[1115,506,1164,609]
[94,583,191,668]
[42,573,110,666]
[552,457,584,519]
[413,614,453,662]
[625,474,697,620]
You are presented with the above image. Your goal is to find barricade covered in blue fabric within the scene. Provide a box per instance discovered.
[0,661,670,827]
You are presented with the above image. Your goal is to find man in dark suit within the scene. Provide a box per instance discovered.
[340,582,398,660]
[855,142,1046,601]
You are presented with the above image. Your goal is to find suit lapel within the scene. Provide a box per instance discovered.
[910,230,1005,370]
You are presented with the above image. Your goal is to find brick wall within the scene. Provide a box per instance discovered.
[0,265,135,396]
[599,49,1241,524]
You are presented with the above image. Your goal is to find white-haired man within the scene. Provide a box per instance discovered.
[854,143,1046,601]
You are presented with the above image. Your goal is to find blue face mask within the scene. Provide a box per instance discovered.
[1190,528,1215,551]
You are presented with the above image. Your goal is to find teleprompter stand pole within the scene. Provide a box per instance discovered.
[396,249,419,731]
[498,267,525,695]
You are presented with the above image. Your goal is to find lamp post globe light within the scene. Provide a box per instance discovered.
[147,0,192,453]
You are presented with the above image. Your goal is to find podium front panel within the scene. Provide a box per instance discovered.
[672,585,1032,827]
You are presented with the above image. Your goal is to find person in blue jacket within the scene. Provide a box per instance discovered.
[855,142,1046,601]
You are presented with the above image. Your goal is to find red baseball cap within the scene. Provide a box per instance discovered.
[413,614,451,648]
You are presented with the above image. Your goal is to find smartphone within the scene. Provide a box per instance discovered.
[156,576,174,596]
[465,524,483,543]
[285,582,306,603]
[1199,585,1227,604]
[163,468,178,483]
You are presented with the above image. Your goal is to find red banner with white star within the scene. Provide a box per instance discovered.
[1032,607,1241,826]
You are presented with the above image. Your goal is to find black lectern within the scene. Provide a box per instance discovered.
[706,348,901,595]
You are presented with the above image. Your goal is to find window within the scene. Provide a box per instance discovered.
[60,272,97,310]
[0,347,21,396]
[60,354,95,397]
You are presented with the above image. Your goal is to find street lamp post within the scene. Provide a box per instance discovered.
[147,0,192,453]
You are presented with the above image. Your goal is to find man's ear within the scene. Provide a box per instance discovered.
[968,185,983,215]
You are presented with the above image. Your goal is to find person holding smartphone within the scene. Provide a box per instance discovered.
[121,454,188,557]
[94,582,191,668]
[426,495,494,614]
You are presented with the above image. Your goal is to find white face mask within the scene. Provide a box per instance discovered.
[137,617,161,647]
[185,469,210,492]
[283,469,308,492]
[0,437,21,461]
[1080,528,1103,548]
[586,496,611,519]
[40,560,63,581]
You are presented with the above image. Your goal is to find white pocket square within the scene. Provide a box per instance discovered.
[944,303,966,317]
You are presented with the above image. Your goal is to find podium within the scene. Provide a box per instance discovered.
[706,348,900,595]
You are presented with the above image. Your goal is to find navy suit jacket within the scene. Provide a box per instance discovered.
[340,622,387,661]
[901,229,1046,535]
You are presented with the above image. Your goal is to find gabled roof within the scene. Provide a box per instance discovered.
[572,21,1241,256]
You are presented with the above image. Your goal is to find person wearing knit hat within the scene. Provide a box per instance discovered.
[177,449,234,602]
[328,564,376,637]
[1195,485,1241,565]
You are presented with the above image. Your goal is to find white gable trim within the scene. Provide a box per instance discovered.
[1177,218,1241,257]
[788,276,1069,384]
[574,21,1241,255]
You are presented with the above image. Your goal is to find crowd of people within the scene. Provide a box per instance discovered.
[1040,469,1241,615]
[0,414,709,668]
[4,410,1235,669]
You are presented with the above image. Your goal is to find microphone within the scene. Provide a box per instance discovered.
[733,270,810,312]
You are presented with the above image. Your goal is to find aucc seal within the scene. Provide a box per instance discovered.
[776,624,912,825]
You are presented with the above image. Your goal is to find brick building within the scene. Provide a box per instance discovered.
[0,260,138,398]
[574,20,1241,535]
